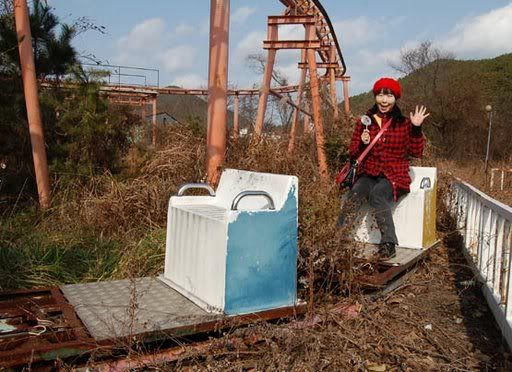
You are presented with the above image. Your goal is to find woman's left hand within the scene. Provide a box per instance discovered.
[410,105,430,127]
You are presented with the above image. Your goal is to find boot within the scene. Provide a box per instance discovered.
[378,242,396,260]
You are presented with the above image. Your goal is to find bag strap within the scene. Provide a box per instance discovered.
[355,117,392,164]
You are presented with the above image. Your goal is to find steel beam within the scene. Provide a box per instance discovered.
[329,45,339,121]
[233,93,239,142]
[267,15,315,25]
[152,97,157,146]
[206,0,230,184]
[254,24,278,137]
[263,40,321,50]
[14,0,51,208]
[298,62,339,69]
[269,89,311,118]
[342,76,351,115]
[303,98,311,134]
[288,49,307,154]
[306,25,328,182]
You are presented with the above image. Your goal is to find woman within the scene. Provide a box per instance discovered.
[337,77,429,260]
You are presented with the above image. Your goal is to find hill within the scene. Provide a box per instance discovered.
[156,88,237,128]
[346,53,512,160]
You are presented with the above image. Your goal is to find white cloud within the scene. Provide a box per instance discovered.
[116,18,165,52]
[333,17,382,48]
[159,45,198,72]
[234,31,265,63]
[277,62,302,85]
[171,73,207,88]
[232,7,256,24]
[279,25,304,40]
[342,48,402,94]
[174,22,194,36]
[438,3,512,58]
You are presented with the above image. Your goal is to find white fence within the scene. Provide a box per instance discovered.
[450,181,512,349]
[490,168,512,191]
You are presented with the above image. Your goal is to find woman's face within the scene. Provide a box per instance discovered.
[375,92,396,113]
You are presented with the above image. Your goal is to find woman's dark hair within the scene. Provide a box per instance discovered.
[374,88,395,96]
[367,103,406,123]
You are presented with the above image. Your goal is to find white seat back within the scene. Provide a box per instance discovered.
[354,166,437,249]
[215,169,296,210]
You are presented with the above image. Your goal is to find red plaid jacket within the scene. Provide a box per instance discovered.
[349,111,424,200]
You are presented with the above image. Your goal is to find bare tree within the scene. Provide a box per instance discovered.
[389,41,455,75]
[246,53,289,86]
[246,53,294,128]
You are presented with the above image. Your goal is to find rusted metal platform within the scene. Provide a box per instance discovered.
[355,245,425,267]
[0,279,305,368]
[355,241,440,288]
[0,287,95,368]
[61,277,221,341]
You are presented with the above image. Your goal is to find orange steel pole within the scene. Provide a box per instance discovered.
[342,76,351,115]
[206,0,230,184]
[303,97,311,135]
[151,96,157,146]
[306,25,329,182]
[233,93,239,143]
[288,49,307,154]
[141,102,147,142]
[254,24,278,137]
[14,0,50,208]
[329,45,339,121]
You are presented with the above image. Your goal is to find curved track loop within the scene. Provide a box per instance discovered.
[280,0,346,78]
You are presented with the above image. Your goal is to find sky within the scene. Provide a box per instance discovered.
[46,0,512,96]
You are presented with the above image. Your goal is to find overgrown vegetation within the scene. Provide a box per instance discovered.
[0,3,511,366]
[0,1,138,197]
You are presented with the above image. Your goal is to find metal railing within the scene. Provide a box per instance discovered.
[81,63,160,87]
[449,181,512,349]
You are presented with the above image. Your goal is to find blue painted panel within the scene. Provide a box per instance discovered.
[224,189,298,314]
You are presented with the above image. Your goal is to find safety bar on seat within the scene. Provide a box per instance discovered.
[177,183,216,197]
[231,191,275,211]
[420,177,431,189]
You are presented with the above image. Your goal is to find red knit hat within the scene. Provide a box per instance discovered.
[372,77,401,99]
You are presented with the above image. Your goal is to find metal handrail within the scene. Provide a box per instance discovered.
[450,181,512,351]
[231,191,276,211]
[420,177,431,189]
[177,183,216,197]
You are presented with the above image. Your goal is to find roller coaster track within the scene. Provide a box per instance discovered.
[59,0,346,98]
[280,0,346,78]
[25,0,349,206]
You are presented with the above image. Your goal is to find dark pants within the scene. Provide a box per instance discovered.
[337,175,398,245]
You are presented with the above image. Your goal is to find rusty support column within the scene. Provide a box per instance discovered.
[303,97,311,135]
[306,26,328,182]
[14,0,50,208]
[342,76,351,115]
[254,24,278,137]
[288,50,307,154]
[206,0,230,184]
[233,93,239,143]
[151,95,157,146]
[329,45,339,122]
[141,102,147,143]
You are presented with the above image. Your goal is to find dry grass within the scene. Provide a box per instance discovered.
[3,121,511,369]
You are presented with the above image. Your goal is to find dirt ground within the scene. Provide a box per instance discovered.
[159,233,511,371]
[4,126,510,370]
[83,151,511,371]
